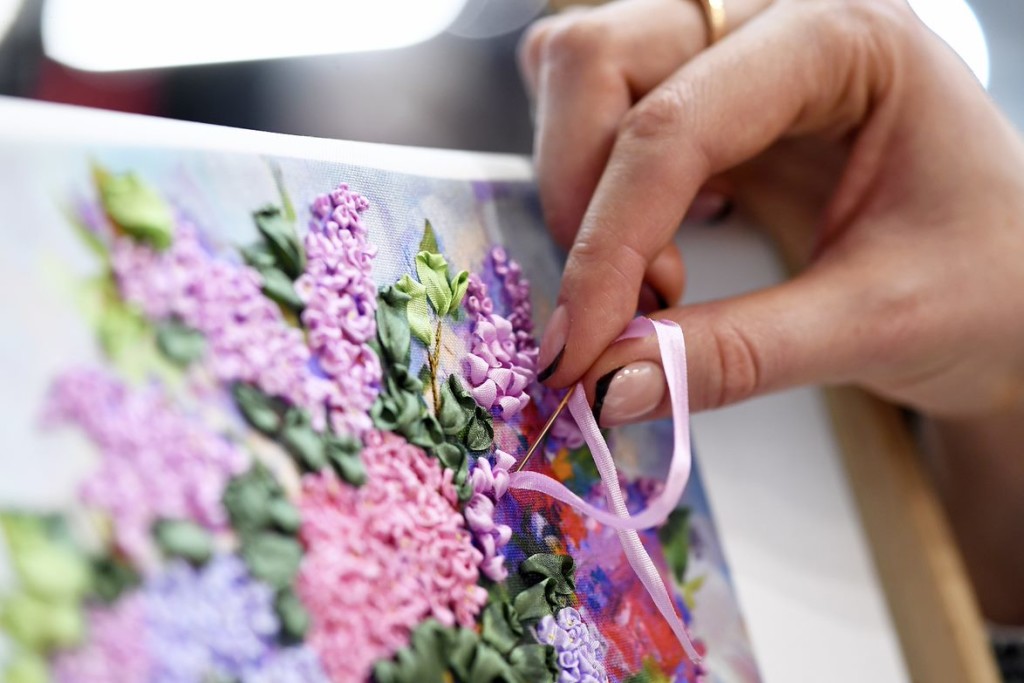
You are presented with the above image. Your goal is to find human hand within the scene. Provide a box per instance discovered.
[520,0,1024,429]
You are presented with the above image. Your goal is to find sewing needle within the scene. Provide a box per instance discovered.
[513,385,577,473]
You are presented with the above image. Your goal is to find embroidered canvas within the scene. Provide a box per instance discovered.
[0,138,761,682]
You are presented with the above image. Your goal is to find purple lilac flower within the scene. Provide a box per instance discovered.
[43,369,248,567]
[52,594,150,683]
[241,646,330,683]
[462,274,533,420]
[490,246,538,364]
[112,222,317,413]
[294,184,381,437]
[143,556,278,683]
[535,607,610,683]
[465,449,515,581]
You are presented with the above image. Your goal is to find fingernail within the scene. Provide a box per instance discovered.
[593,361,667,427]
[537,305,568,382]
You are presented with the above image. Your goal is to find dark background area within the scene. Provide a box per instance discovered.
[0,0,1020,155]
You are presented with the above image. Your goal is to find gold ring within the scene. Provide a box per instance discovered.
[698,0,727,44]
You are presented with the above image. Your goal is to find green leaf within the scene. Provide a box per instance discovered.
[324,433,367,486]
[241,532,303,589]
[3,651,49,683]
[155,319,206,367]
[464,406,495,452]
[508,644,557,683]
[267,499,302,534]
[222,466,283,537]
[512,581,552,622]
[94,167,174,250]
[232,383,286,435]
[253,206,304,279]
[395,274,433,345]
[418,219,440,255]
[657,507,692,584]
[520,553,576,599]
[89,555,140,604]
[240,242,277,271]
[376,286,412,366]
[270,163,297,223]
[481,602,523,655]
[259,266,304,312]
[275,587,309,643]
[438,376,470,436]
[447,269,470,315]
[281,409,327,471]
[153,519,213,565]
[415,251,453,316]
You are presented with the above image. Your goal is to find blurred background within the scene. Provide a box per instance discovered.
[0,0,1019,154]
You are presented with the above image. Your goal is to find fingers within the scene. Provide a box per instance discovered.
[585,262,872,425]
[542,1,906,386]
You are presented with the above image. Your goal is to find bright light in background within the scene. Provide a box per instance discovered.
[0,0,21,46]
[43,0,469,72]
[908,0,989,87]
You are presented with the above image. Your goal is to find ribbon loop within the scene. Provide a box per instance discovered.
[508,317,699,661]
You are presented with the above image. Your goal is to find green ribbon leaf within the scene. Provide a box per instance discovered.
[395,274,433,345]
[241,241,277,271]
[232,383,286,435]
[376,286,412,366]
[153,519,213,565]
[415,251,454,316]
[155,319,206,368]
[508,644,557,683]
[89,555,140,604]
[222,465,284,537]
[520,554,576,599]
[481,602,524,656]
[657,507,692,584]
[241,532,303,590]
[419,219,440,255]
[511,581,553,622]
[324,433,367,486]
[447,269,470,315]
[438,375,471,436]
[267,498,302,534]
[281,409,327,472]
[253,206,304,279]
[275,587,310,643]
[258,266,304,312]
[95,167,174,250]
[464,406,495,452]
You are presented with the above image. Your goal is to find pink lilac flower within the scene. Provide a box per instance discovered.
[43,369,248,566]
[535,607,610,683]
[144,556,278,683]
[111,221,316,413]
[465,450,515,581]
[296,430,487,682]
[462,273,533,420]
[52,594,150,683]
[294,184,381,437]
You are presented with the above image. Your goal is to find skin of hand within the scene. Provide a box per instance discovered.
[520,0,1024,621]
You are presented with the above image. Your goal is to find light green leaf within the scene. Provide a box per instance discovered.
[280,409,327,471]
[376,286,412,366]
[447,269,470,315]
[395,274,433,345]
[253,206,304,279]
[94,167,174,250]
[258,266,304,312]
[275,587,309,643]
[418,219,440,255]
[153,519,213,565]
[415,251,453,315]
[232,383,286,435]
[155,319,206,368]
[241,532,303,589]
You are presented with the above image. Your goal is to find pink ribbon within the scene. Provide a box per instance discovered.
[509,317,699,662]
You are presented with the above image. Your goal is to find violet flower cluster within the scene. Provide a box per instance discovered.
[112,222,315,411]
[143,556,278,683]
[43,369,248,566]
[296,430,487,682]
[535,607,610,683]
[53,594,150,683]
[243,646,330,683]
[295,184,381,436]
[490,246,538,365]
[462,273,533,419]
[464,449,515,582]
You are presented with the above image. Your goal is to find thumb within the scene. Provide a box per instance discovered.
[582,264,872,425]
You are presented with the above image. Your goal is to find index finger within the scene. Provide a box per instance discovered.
[539,0,910,385]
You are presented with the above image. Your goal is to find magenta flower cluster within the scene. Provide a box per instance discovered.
[295,184,381,437]
[535,607,610,683]
[53,594,150,683]
[111,222,314,411]
[462,273,533,420]
[465,450,515,582]
[296,430,487,682]
[43,369,248,566]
